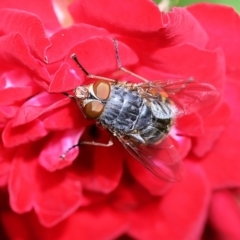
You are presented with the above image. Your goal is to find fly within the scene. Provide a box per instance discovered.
[61,39,219,181]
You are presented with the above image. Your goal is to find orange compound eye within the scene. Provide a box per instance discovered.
[83,101,104,119]
[93,80,111,100]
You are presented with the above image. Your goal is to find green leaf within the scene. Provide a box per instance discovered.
[155,0,240,12]
[154,0,179,6]
[178,0,240,12]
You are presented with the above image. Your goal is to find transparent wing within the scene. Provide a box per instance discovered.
[116,79,218,181]
[138,79,220,117]
[117,135,182,182]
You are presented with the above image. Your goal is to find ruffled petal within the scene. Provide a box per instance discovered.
[75,144,123,194]
[128,162,211,239]
[12,92,70,126]
[39,129,84,171]
[69,0,163,34]
[9,147,84,227]
[0,0,60,32]
[46,24,109,63]
[0,9,51,59]
[49,37,138,92]
[187,3,240,79]
[208,190,240,240]
[2,119,48,147]
[1,206,127,240]
[200,80,240,188]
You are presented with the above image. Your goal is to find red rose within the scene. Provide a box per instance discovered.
[0,0,239,239]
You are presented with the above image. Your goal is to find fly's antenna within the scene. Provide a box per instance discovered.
[71,53,89,76]
[112,38,122,69]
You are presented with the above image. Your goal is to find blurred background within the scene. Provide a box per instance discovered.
[178,0,240,11]
[157,0,240,12]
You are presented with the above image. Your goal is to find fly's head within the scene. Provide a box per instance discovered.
[74,80,111,120]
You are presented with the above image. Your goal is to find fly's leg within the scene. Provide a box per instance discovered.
[71,42,148,83]
[59,137,113,160]
[62,92,74,98]
[71,54,117,83]
[60,144,79,160]
[80,138,113,147]
[112,39,149,83]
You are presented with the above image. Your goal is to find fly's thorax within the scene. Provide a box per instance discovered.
[99,84,147,133]
[74,80,111,119]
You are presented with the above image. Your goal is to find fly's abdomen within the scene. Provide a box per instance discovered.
[138,98,174,144]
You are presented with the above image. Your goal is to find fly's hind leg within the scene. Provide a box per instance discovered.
[60,143,79,160]
[59,136,114,160]
[112,39,149,83]
[80,137,113,147]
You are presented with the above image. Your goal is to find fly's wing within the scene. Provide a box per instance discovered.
[116,79,218,180]
[139,79,220,117]
[117,135,182,182]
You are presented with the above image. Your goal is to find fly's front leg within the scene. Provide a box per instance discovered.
[112,39,149,83]
[71,53,117,83]
[62,92,75,98]
[87,74,117,83]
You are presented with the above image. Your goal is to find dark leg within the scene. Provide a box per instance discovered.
[71,53,116,83]
[60,137,113,160]
[112,39,149,83]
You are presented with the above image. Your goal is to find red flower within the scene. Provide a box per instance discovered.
[0,0,239,239]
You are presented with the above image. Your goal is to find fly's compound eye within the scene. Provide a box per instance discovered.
[84,101,104,119]
[83,80,110,119]
[93,80,111,100]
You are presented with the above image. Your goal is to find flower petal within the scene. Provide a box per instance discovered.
[0,73,40,106]
[149,44,225,90]
[200,80,240,188]
[193,103,231,157]
[0,142,13,186]
[208,190,240,239]
[128,162,210,239]
[39,129,84,171]
[75,144,123,194]
[162,7,208,48]
[69,1,208,48]
[0,0,60,32]
[12,92,70,126]
[48,62,85,93]
[176,113,204,136]
[187,3,240,79]
[1,205,127,240]
[51,206,127,239]
[0,9,51,60]
[0,105,19,127]
[2,119,48,147]
[9,147,84,227]
[46,24,109,63]
[43,101,85,131]
[69,0,163,34]
[127,136,191,195]
[0,33,51,89]
[49,37,138,92]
